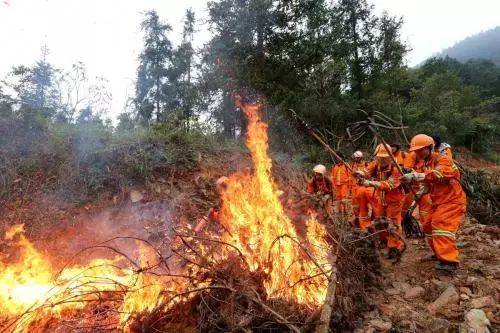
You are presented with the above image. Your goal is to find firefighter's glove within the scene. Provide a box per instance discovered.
[400,172,425,184]
[361,180,380,188]
[354,171,365,179]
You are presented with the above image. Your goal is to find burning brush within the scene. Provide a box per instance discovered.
[1,100,337,332]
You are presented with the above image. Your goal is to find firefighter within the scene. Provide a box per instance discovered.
[307,164,333,215]
[390,143,407,168]
[432,135,453,159]
[194,176,228,233]
[351,151,367,224]
[331,156,350,215]
[400,134,466,271]
[400,149,433,242]
[307,164,333,195]
[358,144,405,259]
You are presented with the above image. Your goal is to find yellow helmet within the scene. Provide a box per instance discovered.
[374,144,391,157]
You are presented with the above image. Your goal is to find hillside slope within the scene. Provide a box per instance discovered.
[437,26,500,65]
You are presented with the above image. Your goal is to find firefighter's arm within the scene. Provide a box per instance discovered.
[423,155,457,182]
[306,180,315,193]
[364,168,401,191]
[364,161,377,178]
[403,151,417,171]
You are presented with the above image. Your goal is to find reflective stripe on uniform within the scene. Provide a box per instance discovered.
[432,230,456,240]
[425,233,432,238]
[359,216,370,221]
[432,170,444,180]
[419,210,429,216]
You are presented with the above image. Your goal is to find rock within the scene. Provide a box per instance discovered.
[461,226,477,235]
[129,190,144,203]
[427,318,452,333]
[379,303,397,317]
[392,281,412,291]
[463,309,491,333]
[404,286,425,300]
[386,288,400,296]
[470,296,495,309]
[364,309,380,319]
[428,286,459,314]
[431,278,450,291]
[369,319,392,332]
[460,287,473,296]
[461,294,471,301]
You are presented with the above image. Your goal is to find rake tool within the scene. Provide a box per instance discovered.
[347,109,424,238]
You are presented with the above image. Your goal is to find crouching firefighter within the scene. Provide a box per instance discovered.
[400,134,466,271]
[357,144,405,259]
[307,164,334,215]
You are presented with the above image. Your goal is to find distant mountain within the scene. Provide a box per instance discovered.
[436,26,500,65]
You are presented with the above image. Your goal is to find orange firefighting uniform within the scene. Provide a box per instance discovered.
[435,143,453,160]
[331,164,350,214]
[393,150,407,167]
[357,186,376,230]
[418,152,466,263]
[401,151,433,233]
[359,161,405,251]
[351,160,368,217]
[307,177,333,195]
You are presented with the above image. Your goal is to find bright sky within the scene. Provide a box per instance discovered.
[1,0,499,119]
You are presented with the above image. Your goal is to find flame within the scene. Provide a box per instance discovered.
[0,226,168,332]
[219,103,331,304]
[0,101,332,331]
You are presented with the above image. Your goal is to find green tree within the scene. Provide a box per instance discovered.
[135,10,174,124]
[173,8,197,131]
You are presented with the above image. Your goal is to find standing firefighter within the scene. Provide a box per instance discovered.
[351,151,367,224]
[432,135,453,159]
[390,143,407,168]
[358,144,405,259]
[400,134,466,271]
[331,155,350,215]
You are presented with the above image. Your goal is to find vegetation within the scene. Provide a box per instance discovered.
[1,1,499,202]
[436,26,500,66]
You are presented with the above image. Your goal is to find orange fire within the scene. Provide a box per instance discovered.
[0,101,331,332]
[0,225,168,332]
[219,102,331,305]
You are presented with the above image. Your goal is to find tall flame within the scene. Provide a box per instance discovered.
[219,103,330,304]
[0,101,331,332]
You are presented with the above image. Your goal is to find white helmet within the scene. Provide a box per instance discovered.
[353,151,363,158]
[313,164,327,175]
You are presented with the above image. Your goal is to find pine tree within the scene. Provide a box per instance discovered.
[135,10,173,124]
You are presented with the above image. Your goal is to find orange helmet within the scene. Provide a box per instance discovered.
[409,134,434,152]
[374,144,391,157]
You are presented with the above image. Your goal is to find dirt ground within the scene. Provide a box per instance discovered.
[353,217,500,332]
[1,149,499,332]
